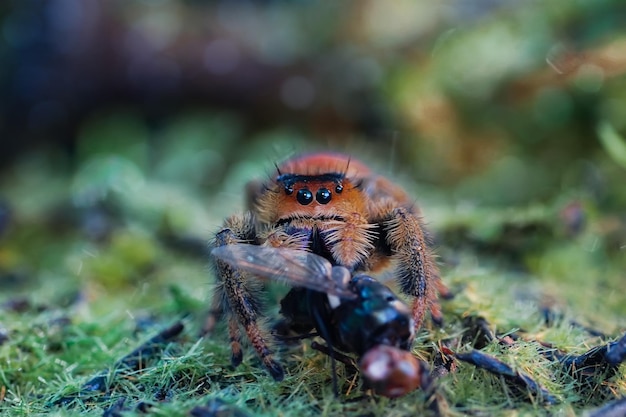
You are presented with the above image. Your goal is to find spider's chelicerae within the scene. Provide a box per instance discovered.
[208,152,449,381]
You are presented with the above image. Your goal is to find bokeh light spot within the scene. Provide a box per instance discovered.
[280,76,315,110]
[204,39,241,75]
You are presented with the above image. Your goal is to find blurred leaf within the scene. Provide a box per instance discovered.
[72,156,145,206]
[597,121,626,170]
[77,112,149,171]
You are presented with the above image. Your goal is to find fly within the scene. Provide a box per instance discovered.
[211,244,427,397]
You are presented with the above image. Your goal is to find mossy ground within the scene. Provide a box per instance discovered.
[3,1,626,415]
[0,122,624,416]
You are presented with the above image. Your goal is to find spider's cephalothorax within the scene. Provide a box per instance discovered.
[208,152,449,381]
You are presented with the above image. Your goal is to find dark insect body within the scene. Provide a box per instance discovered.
[212,245,425,397]
[207,152,449,390]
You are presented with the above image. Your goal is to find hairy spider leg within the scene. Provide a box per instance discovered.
[211,213,284,381]
[370,201,448,330]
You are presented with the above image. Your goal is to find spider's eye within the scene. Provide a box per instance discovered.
[316,188,332,204]
[284,186,294,195]
[335,184,343,194]
[296,189,313,205]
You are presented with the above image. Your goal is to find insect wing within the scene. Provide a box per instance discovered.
[211,245,356,299]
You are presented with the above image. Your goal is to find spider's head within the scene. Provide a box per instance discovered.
[272,172,366,221]
[260,152,370,222]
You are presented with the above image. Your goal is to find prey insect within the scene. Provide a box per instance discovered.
[207,152,449,384]
[212,244,428,397]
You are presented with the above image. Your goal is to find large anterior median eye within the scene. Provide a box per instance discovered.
[316,188,332,204]
[297,188,313,205]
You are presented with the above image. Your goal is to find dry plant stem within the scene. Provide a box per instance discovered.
[455,349,559,405]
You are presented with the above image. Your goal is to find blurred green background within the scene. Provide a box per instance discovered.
[0,1,625,416]
[2,0,626,197]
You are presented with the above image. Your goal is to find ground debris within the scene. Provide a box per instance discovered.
[582,396,626,417]
[102,397,127,417]
[455,349,559,405]
[538,332,626,380]
[540,306,608,338]
[52,321,184,407]
[189,398,251,417]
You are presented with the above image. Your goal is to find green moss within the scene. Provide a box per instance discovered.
[2,4,626,412]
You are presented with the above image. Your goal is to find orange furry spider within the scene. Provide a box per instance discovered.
[208,152,450,381]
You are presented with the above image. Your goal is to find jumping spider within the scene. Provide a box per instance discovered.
[208,152,449,381]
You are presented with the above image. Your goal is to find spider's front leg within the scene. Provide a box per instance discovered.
[209,213,284,381]
[374,203,450,330]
